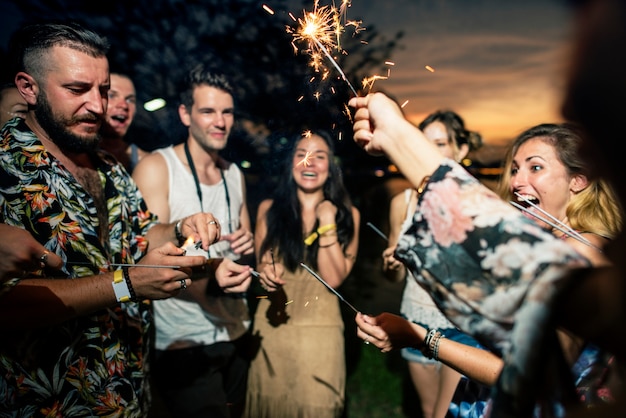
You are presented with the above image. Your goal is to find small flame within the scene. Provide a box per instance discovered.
[182,236,195,248]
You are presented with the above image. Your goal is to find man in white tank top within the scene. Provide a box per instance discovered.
[133,66,255,418]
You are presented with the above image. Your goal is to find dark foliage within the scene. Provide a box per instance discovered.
[3,0,402,180]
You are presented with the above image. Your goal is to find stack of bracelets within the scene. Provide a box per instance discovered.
[421,328,445,360]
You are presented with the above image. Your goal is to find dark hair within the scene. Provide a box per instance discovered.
[8,22,109,83]
[418,110,482,151]
[260,130,355,271]
[179,64,235,110]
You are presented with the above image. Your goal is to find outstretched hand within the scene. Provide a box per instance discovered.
[348,93,405,156]
[355,312,423,353]
[0,224,63,281]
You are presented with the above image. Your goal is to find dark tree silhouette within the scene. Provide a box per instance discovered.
[5,0,402,176]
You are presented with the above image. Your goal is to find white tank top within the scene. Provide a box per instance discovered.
[152,146,250,350]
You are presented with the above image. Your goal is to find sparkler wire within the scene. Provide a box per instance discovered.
[366,222,388,241]
[68,262,181,269]
[311,37,358,97]
[512,192,599,250]
[509,201,601,251]
[300,262,360,313]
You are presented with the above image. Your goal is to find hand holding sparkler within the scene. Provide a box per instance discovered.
[0,224,63,279]
[174,214,221,251]
[349,94,447,189]
[111,242,201,300]
[211,258,254,294]
[256,251,286,292]
[355,311,423,353]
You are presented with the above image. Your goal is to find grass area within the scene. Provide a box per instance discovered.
[345,343,407,418]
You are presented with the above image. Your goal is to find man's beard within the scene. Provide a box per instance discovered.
[35,91,102,154]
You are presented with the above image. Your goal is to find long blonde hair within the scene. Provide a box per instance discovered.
[498,123,622,239]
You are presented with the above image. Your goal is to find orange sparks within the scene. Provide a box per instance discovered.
[297,151,313,167]
[289,0,339,73]
[362,74,388,92]
[262,4,274,15]
[385,61,395,66]
[425,65,435,72]
[401,100,409,108]
[343,104,353,122]
[287,0,360,96]
[297,133,313,166]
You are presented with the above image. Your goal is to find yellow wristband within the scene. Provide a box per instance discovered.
[304,223,337,246]
[112,270,131,303]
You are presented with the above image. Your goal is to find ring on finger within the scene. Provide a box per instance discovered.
[39,250,49,268]
[364,335,371,345]
[207,220,217,225]
[179,279,187,290]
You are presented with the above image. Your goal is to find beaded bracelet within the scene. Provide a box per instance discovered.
[122,267,137,302]
[421,328,443,359]
[431,333,445,361]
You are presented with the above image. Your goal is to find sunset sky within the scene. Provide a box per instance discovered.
[1,0,574,157]
[327,0,573,149]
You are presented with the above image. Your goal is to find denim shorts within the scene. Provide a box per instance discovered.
[401,322,483,364]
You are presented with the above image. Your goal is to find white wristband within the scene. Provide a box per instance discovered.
[112,270,131,303]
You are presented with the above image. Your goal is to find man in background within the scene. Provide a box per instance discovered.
[99,72,146,172]
[133,65,254,418]
[0,82,27,126]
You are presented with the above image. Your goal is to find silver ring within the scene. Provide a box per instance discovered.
[207,220,217,225]
[39,251,49,268]
[364,336,370,345]
[179,279,187,290]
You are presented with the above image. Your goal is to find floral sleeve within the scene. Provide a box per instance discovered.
[395,159,590,417]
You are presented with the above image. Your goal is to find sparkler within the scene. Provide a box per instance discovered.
[270,248,277,277]
[68,262,181,269]
[300,262,360,313]
[366,222,388,241]
[288,0,359,97]
[513,192,598,248]
[510,198,600,251]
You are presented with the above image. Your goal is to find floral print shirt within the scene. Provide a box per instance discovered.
[0,118,158,417]
[395,160,591,418]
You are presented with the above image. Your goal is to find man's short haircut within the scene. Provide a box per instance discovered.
[179,64,234,110]
[8,22,109,83]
